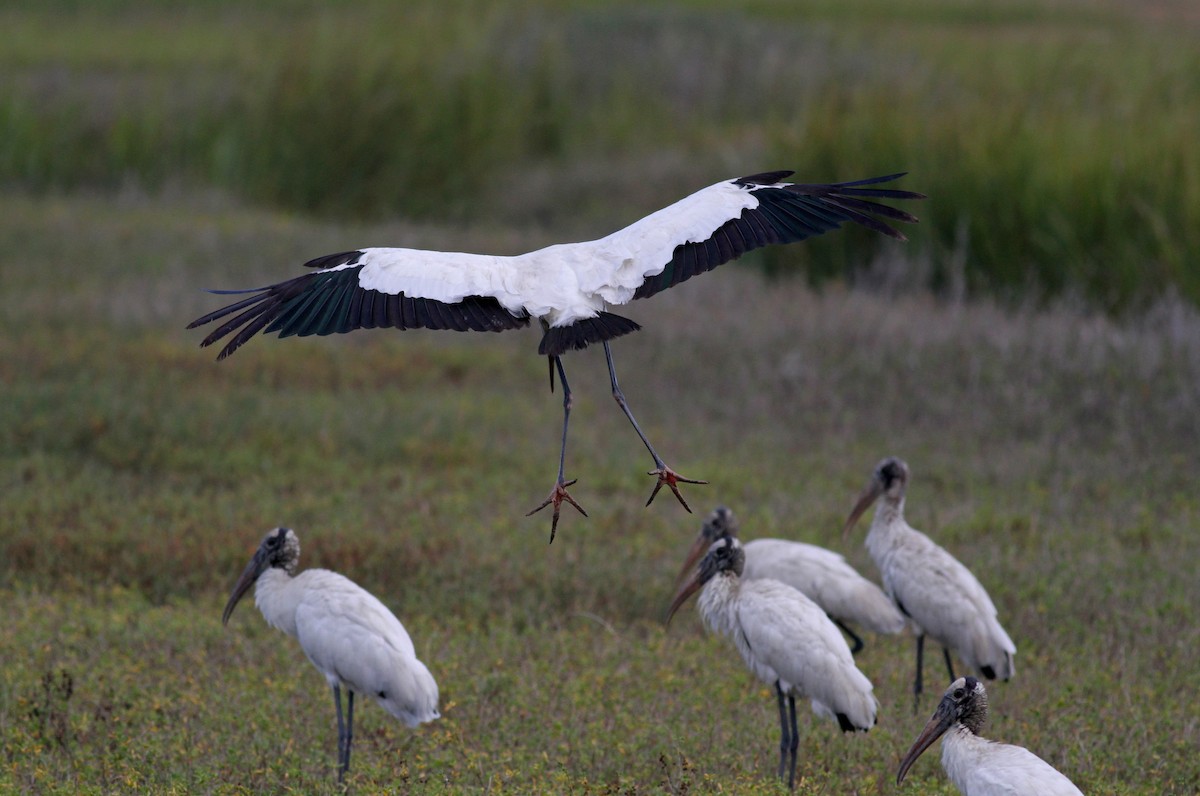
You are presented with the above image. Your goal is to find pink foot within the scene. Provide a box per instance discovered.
[645,467,707,511]
[528,479,587,543]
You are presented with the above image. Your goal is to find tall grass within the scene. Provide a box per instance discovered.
[1,0,1198,308]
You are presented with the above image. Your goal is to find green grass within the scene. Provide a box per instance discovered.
[1,0,1199,308]
[2,185,1199,793]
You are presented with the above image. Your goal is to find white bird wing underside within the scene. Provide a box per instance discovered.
[734,580,876,728]
[355,249,528,314]
[292,571,439,726]
[944,734,1084,796]
[354,179,759,325]
[882,534,1016,671]
[744,539,905,635]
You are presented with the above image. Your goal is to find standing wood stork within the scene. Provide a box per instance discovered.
[188,172,924,539]
[897,677,1084,795]
[221,528,440,782]
[667,533,877,790]
[676,505,906,654]
[843,457,1016,710]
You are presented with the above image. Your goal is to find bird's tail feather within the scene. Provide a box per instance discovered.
[538,312,642,357]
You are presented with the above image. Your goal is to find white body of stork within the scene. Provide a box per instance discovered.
[189,172,923,538]
[668,534,876,790]
[678,506,905,653]
[844,457,1015,707]
[222,528,439,781]
[897,677,1084,795]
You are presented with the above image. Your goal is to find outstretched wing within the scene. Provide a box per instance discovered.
[188,171,923,360]
[624,172,924,301]
[187,249,530,360]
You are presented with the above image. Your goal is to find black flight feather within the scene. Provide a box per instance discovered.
[188,260,527,360]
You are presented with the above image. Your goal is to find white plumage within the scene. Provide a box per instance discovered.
[349,179,764,327]
[897,677,1084,795]
[668,533,876,790]
[189,172,923,538]
[222,528,439,781]
[844,457,1015,707]
[745,539,907,640]
[678,506,905,653]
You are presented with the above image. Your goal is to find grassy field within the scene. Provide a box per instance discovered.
[2,185,1198,793]
[3,1,1200,793]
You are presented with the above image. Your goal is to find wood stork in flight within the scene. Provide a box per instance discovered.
[667,533,877,790]
[221,528,440,782]
[843,457,1016,710]
[676,505,906,654]
[189,172,923,539]
[897,677,1084,795]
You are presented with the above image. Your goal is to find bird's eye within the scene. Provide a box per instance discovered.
[953,688,965,699]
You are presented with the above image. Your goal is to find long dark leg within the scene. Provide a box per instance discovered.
[942,646,956,682]
[787,692,799,790]
[551,355,570,485]
[332,685,346,782]
[913,634,925,713]
[343,690,355,779]
[603,341,705,509]
[527,355,586,542]
[832,617,865,655]
[775,682,790,783]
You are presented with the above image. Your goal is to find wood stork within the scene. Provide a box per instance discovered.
[676,505,906,654]
[843,457,1016,710]
[188,172,924,539]
[897,676,1084,795]
[221,528,440,782]
[667,533,877,790]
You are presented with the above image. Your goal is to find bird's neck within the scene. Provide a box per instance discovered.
[254,568,303,639]
[697,572,741,640]
[865,497,907,553]
[940,723,988,792]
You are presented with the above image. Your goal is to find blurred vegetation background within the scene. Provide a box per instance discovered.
[2,0,1198,309]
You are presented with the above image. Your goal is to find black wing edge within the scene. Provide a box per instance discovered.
[633,172,925,300]
[733,170,795,187]
[538,312,642,357]
[187,255,529,360]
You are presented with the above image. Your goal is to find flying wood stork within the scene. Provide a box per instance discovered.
[843,457,1016,710]
[676,505,906,654]
[188,172,924,539]
[897,676,1084,795]
[667,533,877,790]
[221,528,440,782]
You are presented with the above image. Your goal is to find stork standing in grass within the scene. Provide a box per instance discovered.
[222,528,440,782]
[667,533,877,790]
[189,172,923,539]
[897,677,1084,795]
[677,505,905,654]
[843,457,1016,710]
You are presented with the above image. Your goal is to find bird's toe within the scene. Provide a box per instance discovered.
[527,479,587,542]
[645,467,707,510]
